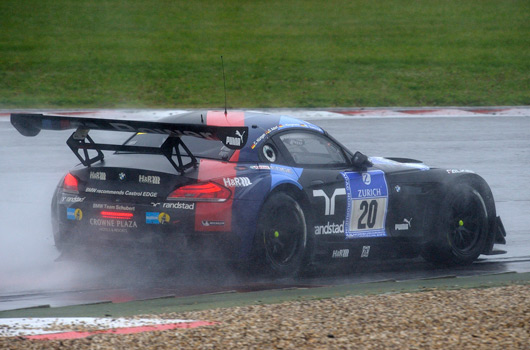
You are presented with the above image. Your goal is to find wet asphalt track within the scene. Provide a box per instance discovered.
[0,109,529,312]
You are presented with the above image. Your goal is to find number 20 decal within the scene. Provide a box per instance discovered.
[350,198,386,233]
[357,199,378,229]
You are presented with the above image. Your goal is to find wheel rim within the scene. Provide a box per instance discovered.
[447,191,485,253]
[263,204,303,266]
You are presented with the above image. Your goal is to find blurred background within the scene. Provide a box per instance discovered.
[1,0,528,108]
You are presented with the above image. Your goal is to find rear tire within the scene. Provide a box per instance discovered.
[51,193,67,252]
[255,192,308,277]
[422,184,489,266]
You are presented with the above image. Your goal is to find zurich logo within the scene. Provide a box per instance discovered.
[362,173,371,185]
[119,172,126,181]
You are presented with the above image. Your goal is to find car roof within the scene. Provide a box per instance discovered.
[160,110,324,162]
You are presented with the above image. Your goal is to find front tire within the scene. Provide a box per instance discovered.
[255,192,308,277]
[422,184,489,266]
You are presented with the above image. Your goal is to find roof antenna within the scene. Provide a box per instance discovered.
[221,55,228,117]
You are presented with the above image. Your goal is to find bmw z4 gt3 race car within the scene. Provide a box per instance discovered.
[11,111,507,276]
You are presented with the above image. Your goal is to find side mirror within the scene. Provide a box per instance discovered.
[351,151,372,169]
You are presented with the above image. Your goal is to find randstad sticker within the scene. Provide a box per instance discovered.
[146,212,170,224]
[67,208,83,221]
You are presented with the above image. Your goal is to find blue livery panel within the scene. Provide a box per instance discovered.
[270,164,303,190]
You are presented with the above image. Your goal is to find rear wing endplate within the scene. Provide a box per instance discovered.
[11,113,248,174]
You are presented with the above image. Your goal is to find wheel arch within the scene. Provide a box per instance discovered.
[269,183,311,211]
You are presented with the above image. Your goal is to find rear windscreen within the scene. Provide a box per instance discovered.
[122,133,233,160]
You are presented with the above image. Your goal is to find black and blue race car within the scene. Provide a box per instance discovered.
[11,110,507,276]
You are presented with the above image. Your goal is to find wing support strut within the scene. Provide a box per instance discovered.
[66,127,197,174]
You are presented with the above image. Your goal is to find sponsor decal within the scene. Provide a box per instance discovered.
[250,165,271,170]
[313,188,346,216]
[362,172,371,185]
[163,202,195,210]
[146,212,158,224]
[446,169,475,174]
[201,220,225,227]
[146,212,170,224]
[89,218,137,228]
[66,208,83,221]
[139,175,161,185]
[85,188,157,197]
[93,203,135,211]
[158,212,170,224]
[61,196,85,203]
[126,190,157,197]
[151,202,161,207]
[225,130,245,147]
[361,245,371,258]
[251,126,279,149]
[357,188,382,198]
[314,221,345,235]
[270,164,294,174]
[342,170,389,238]
[332,249,349,258]
[223,177,252,188]
[89,171,106,181]
[119,172,126,181]
[395,218,412,231]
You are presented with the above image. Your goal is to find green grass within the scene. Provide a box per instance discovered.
[1,0,529,108]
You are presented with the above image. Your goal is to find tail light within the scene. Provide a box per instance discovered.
[63,173,79,193]
[101,211,134,220]
[168,181,231,202]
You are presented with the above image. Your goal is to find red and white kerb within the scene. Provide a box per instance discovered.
[0,317,216,340]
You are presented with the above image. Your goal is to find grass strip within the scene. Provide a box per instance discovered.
[1,0,529,108]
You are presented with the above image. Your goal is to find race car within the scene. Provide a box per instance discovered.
[11,110,507,276]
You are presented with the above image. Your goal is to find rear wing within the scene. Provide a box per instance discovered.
[11,113,248,173]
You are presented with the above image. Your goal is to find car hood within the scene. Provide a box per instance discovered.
[369,156,431,174]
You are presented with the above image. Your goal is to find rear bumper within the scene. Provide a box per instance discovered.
[56,222,244,261]
[53,192,248,261]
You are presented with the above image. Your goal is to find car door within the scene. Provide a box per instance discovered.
[271,130,390,244]
[270,130,351,242]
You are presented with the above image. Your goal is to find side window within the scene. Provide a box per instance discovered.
[278,132,347,166]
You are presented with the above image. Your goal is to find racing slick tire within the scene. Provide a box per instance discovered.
[422,183,489,266]
[255,192,308,277]
[52,224,66,252]
[51,194,67,252]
